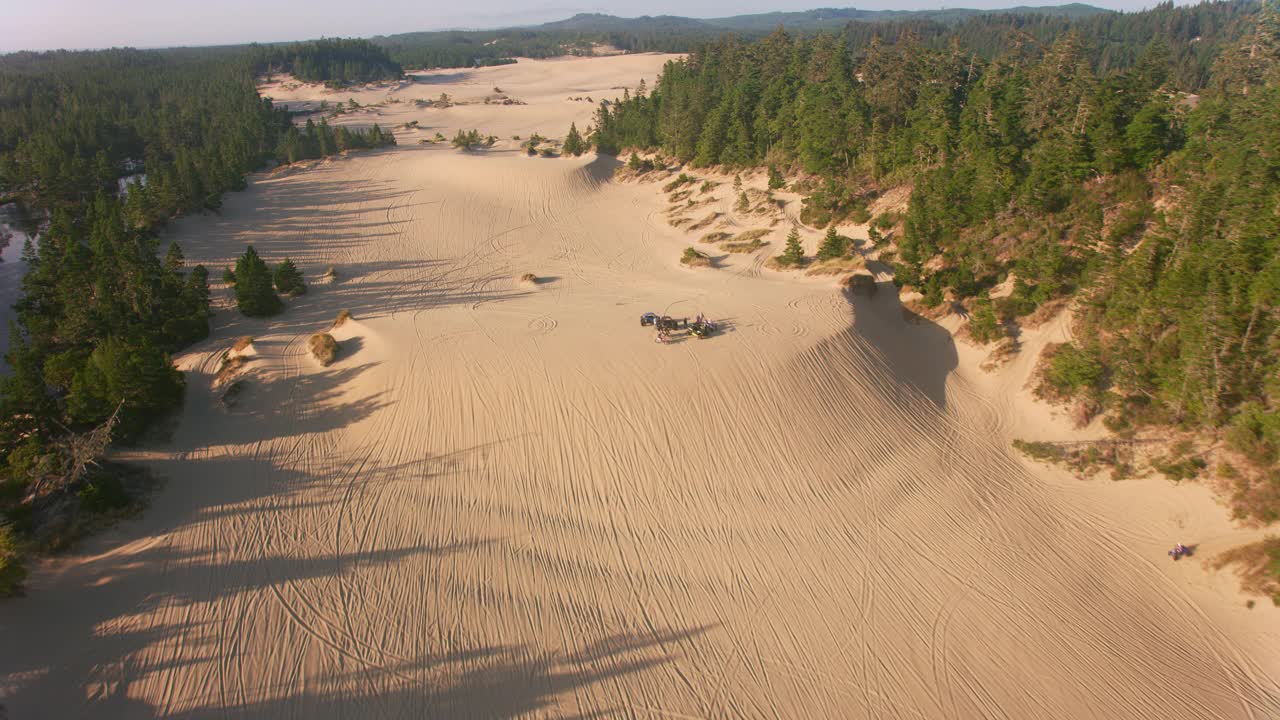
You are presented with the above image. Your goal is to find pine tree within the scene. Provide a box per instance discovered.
[816,225,849,261]
[163,242,185,274]
[563,123,586,156]
[778,226,805,266]
[233,246,283,317]
[768,165,785,190]
[737,191,750,212]
[274,258,307,296]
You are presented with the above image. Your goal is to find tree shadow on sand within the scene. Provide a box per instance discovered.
[812,259,958,410]
[0,444,715,720]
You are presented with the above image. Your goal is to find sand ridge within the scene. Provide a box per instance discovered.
[2,55,1279,719]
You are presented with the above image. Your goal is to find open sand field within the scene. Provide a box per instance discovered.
[3,54,1280,719]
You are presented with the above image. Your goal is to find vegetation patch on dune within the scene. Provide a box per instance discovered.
[663,173,696,193]
[1212,538,1280,607]
[700,231,732,244]
[687,212,722,232]
[806,255,865,276]
[216,356,248,387]
[680,247,712,268]
[309,333,339,366]
[452,129,496,150]
[729,228,769,244]
[0,523,26,598]
[332,310,353,328]
[723,238,768,254]
[980,337,1021,372]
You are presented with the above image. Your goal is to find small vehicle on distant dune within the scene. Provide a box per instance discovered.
[655,315,688,331]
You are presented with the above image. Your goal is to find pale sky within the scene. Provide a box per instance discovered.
[1,0,1184,54]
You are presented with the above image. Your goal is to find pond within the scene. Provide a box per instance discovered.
[0,203,35,368]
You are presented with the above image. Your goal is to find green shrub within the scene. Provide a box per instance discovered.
[872,212,900,230]
[0,523,25,597]
[1012,439,1067,462]
[79,473,130,514]
[1045,343,1103,397]
[968,295,1005,344]
[1153,455,1207,482]
[663,173,695,193]
[1226,403,1280,466]
[452,129,487,150]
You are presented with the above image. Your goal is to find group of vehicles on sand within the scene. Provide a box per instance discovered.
[641,311,718,343]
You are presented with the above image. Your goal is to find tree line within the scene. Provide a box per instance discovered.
[251,38,402,86]
[584,1,1280,519]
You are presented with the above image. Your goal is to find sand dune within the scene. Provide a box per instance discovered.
[3,55,1279,719]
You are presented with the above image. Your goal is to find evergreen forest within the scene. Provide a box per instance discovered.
[251,38,403,86]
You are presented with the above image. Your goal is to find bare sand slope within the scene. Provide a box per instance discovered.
[3,56,1280,719]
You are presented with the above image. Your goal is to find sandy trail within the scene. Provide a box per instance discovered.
[3,55,1279,719]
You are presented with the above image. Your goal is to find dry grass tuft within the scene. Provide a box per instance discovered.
[232,336,254,352]
[215,356,247,387]
[680,247,712,268]
[519,273,538,284]
[687,212,722,232]
[980,337,1021,373]
[723,239,768,253]
[807,255,866,276]
[730,228,769,244]
[309,333,339,366]
[332,309,353,328]
[701,231,733,244]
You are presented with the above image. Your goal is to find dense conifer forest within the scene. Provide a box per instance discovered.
[251,38,403,86]
[587,1,1280,520]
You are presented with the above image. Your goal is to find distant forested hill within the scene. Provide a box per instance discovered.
[368,1,1257,80]
[370,4,1114,69]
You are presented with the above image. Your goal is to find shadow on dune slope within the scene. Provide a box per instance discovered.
[828,272,958,411]
[0,444,713,720]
